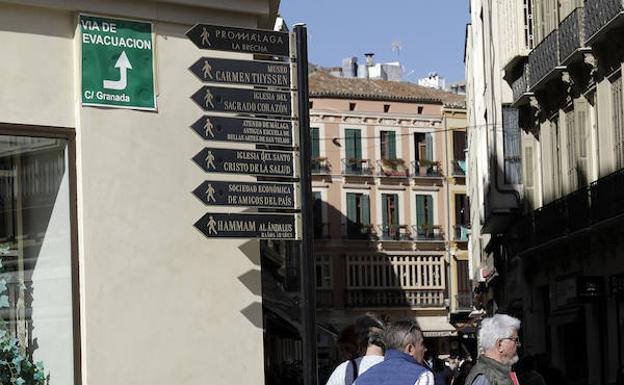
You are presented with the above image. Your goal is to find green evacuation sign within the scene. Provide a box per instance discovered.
[81,15,156,110]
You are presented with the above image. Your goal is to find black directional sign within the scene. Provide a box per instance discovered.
[190,116,293,146]
[192,180,297,209]
[186,24,290,56]
[191,86,292,117]
[192,147,295,177]
[189,57,291,88]
[194,213,298,239]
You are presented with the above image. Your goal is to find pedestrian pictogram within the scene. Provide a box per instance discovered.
[81,14,156,110]
[202,60,213,79]
[205,150,216,170]
[204,118,215,138]
[205,183,216,203]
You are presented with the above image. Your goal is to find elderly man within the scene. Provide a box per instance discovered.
[355,320,433,385]
[465,314,521,385]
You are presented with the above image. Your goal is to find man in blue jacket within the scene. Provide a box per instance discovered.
[355,320,434,385]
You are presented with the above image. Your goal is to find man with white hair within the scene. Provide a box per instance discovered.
[464,314,521,385]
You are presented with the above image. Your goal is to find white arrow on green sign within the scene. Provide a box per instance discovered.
[81,15,156,110]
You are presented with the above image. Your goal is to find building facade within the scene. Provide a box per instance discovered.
[467,0,624,384]
[307,69,471,381]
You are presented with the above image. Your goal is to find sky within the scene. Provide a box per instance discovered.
[279,0,470,84]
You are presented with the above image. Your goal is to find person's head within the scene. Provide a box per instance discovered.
[384,320,426,364]
[478,314,521,366]
[337,324,359,359]
[354,312,385,353]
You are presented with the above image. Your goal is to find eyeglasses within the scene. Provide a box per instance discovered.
[501,337,521,347]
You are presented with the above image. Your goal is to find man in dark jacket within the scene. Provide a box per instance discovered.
[464,314,521,385]
[355,320,434,385]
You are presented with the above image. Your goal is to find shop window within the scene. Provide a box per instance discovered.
[0,135,75,385]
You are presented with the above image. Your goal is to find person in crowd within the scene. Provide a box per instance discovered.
[326,313,385,385]
[464,314,521,385]
[355,320,434,385]
[453,359,474,385]
[424,348,453,385]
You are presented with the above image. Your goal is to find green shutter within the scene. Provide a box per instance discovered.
[416,195,426,227]
[361,195,370,224]
[382,194,389,227]
[425,133,433,161]
[347,193,357,222]
[391,194,399,224]
[425,195,434,225]
[389,131,397,159]
[311,128,320,158]
[354,130,362,159]
[345,129,355,159]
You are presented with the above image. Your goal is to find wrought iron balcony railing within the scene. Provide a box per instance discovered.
[380,224,412,241]
[559,7,587,64]
[311,157,331,174]
[345,289,446,308]
[345,223,377,240]
[342,158,374,176]
[519,168,624,250]
[411,160,443,177]
[512,63,531,105]
[377,158,410,177]
[528,29,562,90]
[585,0,624,44]
[411,225,445,241]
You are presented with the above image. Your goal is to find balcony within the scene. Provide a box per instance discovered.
[590,168,624,222]
[528,29,564,91]
[411,224,445,241]
[559,7,589,65]
[345,223,377,240]
[511,64,532,106]
[311,157,331,174]
[342,158,374,176]
[585,0,624,45]
[411,160,443,178]
[518,168,624,251]
[453,225,469,241]
[380,224,412,241]
[345,254,446,308]
[345,289,446,308]
[377,158,409,178]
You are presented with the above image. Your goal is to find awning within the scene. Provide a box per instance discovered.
[416,316,457,337]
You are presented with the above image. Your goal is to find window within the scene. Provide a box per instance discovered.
[313,191,324,238]
[552,117,563,197]
[453,131,467,175]
[523,0,534,49]
[0,135,75,385]
[565,109,577,191]
[611,75,624,169]
[524,146,535,210]
[314,255,332,289]
[414,133,433,161]
[311,128,320,159]
[380,131,397,160]
[309,101,313,109]
[384,104,391,113]
[416,194,434,235]
[381,194,399,239]
[346,193,369,238]
[344,129,362,173]
[502,106,522,184]
[454,194,470,241]
[576,101,588,186]
[417,106,424,114]
[349,103,356,111]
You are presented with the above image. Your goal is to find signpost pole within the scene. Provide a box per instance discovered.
[294,23,317,385]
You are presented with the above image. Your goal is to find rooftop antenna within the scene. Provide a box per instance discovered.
[392,40,402,58]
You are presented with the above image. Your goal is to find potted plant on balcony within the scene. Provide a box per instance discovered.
[0,243,47,385]
[380,158,407,176]
[311,156,328,173]
[418,223,437,238]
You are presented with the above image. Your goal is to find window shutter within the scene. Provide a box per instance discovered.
[380,131,388,159]
[425,195,434,225]
[388,131,397,159]
[416,195,426,227]
[346,193,357,222]
[392,194,399,224]
[453,131,467,161]
[345,129,355,159]
[382,194,389,227]
[425,133,434,161]
[311,128,320,159]
[361,195,370,225]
